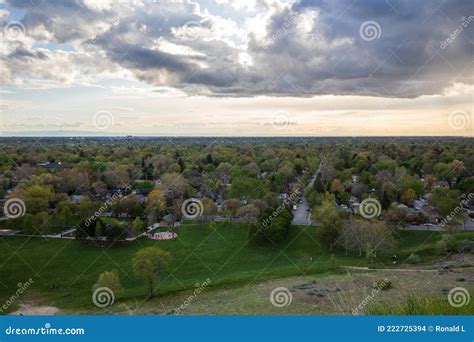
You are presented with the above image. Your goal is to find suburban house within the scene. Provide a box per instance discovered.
[432,181,449,188]
[160,214,176,227]
[37,162,65,170]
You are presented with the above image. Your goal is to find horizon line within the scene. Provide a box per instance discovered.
[0,135,472,138]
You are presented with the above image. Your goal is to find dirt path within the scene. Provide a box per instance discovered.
[343,266,438,272]
[9,304,60,316]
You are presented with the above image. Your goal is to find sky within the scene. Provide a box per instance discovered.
[0,0,472,136]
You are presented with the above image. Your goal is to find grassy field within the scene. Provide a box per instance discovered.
[97,261,473,316]
[0,222,472,314]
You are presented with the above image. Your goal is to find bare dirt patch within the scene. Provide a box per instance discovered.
[9,303,60,316]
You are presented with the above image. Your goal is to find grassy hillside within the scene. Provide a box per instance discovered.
[0,223,472,312]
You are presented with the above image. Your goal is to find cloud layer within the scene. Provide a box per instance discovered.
[1,0,473,98]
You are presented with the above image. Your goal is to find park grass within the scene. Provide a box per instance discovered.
[0,223,472,313]
[367,293,474,315]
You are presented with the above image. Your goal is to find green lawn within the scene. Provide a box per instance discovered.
[0,223,472,312]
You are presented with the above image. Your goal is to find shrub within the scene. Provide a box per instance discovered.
[457,239,474,254]
[406,253,421,264]
[372,279,391,291]
[368,294,474,315]
[441,234,458,252]
[93,270,123,299]
[249,206,293,247]
[435,240,448,255]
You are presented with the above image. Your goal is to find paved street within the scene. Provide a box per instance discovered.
[292,197,311,225]
[401,219,474,231]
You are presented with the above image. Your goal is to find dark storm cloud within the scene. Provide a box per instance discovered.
[251,0,473,97]
[8,48,49,60]
[3,0,473,97]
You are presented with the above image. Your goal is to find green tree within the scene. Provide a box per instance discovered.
[103,220,126,244]
[133,247,170,298]
[59,206,73,227]
[236,204,260,220]
[458,177,474,195]
[313,175,325,193]
[341,218,395,256]
[12,184,53,214]
[401,188,417,205]
[34,211,49,235]
[22,214,35,234]
[95,219,103,238]
[229,177,266,199]
[93,270,123,299]
[381,191,391,210]
[429,188,461,217]
[314,194,341,251]
[222,199,241,218]
[249,206,293,247]
[132,217,146,234]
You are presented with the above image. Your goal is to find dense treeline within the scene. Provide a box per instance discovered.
[0,138,472,243]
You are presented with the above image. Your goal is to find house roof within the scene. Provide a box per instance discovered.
[421,205,441,218]
[162,214,175,222]
[37,162,64,169]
